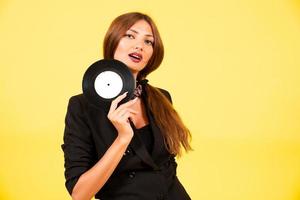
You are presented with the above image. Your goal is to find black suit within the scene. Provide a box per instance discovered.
[61,87,191,200]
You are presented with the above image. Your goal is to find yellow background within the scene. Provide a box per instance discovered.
[1,0,300,199]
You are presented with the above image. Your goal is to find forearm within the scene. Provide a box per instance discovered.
[71,135,132,200]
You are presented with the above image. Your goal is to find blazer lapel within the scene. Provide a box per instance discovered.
[129,88,170,167]
[144,98,170,165]
[129,120,159,170]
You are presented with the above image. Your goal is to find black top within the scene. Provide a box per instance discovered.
[135,124,153,154]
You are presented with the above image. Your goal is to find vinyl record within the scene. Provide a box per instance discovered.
[82,59,135,109]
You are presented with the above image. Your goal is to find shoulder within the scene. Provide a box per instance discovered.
[66,94,90,113]
[156,87,173,104]
[68,93,86,103]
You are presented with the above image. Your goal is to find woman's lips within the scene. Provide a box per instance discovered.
[128,52,143,63]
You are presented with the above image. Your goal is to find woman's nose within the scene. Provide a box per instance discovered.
[134,46,142,51]
[134,41,143,51]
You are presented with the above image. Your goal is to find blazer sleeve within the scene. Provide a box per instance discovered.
[61,96,96,195]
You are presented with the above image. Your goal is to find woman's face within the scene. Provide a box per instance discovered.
[114,20,154,78]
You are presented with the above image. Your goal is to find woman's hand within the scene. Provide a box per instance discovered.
[107,92,138,141]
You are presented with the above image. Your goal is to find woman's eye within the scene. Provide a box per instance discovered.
[125,34,134,39]
[145,40,154,46]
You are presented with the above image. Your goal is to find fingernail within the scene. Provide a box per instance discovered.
[124,91,128,95]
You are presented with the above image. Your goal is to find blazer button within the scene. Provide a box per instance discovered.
[129,171,135,178]
[157,194,165,200]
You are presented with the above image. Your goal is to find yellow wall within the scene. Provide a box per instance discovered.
[1,0,300,199]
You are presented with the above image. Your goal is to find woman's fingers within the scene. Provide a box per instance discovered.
[119,111,136,123]
[109,95,138,117]
[108,109,137,133]
[116,97,138,111]
[106,92,139,136]
[109,107,138,124]
[108,92,128,115]
[116,108,138,118]
[107,93,138,124]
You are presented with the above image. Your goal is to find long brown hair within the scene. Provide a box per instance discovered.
[103,12,192,156]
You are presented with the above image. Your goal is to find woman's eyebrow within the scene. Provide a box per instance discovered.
[128,29,153,37]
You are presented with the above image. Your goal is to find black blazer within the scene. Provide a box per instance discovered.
[61,87,191,200]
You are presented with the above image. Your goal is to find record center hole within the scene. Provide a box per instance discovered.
[107,83,110,86]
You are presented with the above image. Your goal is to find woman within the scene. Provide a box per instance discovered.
[62,12,193,200]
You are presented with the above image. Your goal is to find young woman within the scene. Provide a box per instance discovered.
[62,12,193,200]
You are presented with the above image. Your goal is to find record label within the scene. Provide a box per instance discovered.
[94,71,123,99]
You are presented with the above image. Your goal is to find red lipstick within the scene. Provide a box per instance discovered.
[128,52,143,63]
